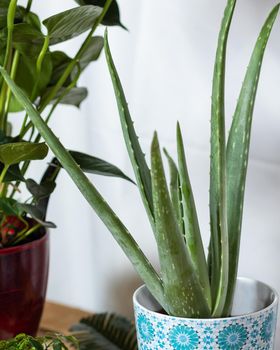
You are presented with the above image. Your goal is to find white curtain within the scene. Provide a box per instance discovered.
[24,0,280,340]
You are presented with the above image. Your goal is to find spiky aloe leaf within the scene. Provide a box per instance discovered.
[104,30,155,231]
[209,0,236,316]
[0,65,166,311]
[163,148,184,234]
[224,3,280,315]
[151,133,210,318]
[176,123,211,309]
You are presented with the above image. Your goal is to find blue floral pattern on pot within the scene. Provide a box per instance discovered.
[168,325,199,350]
[261,313,275,343]
[137,314,155,343]
[134,284,278,350]
[217,324,247,349]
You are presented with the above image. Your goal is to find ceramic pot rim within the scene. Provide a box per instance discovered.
[133,277,279,321]
[0,230,49,255]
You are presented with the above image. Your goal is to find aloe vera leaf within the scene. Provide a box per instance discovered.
[209,0,237,317]
[163,148,184,234]
[151,133,210,317]
[224,3,280,315]
[0,66,166,310]
[104,31,155,231]
[176,123,211,309]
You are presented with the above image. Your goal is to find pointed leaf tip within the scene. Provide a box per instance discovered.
[151,132,159,150]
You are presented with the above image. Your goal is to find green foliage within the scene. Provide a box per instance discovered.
[74,0,126,28]
[104,31,154,230]
[0,333,78,350]
[71,313,137,350]
[1,0,279,320]
[0,0,129,248]
[43,6,102,45]
[0,142,48,165]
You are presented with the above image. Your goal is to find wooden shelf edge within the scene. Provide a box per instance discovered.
[40,301,91,334]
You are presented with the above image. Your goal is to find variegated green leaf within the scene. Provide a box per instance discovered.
[104,30,155,231]
[224,3,280,315]
[177,123,211,310]
[209,0,236,316]
[163,148,184,234]
[151,133,210,317]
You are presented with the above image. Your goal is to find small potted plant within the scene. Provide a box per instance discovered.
[0,0,131,339]
[2,0,279,349]
[0,333,78,349]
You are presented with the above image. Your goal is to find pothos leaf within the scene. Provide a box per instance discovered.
[2,163,25,182]
[74,0,126,28]
[49,51,72,87]
[50,87,88,108]
[12,23,44,57]
[43,6,102,45]
[69,150,135,184]
[26,179,56,202]
[0,142,48,165]
[0,198,21,216]
[17,203,56,228]
[9,53,53,112]
[0,1,23,29]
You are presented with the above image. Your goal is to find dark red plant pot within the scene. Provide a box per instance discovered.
[0,232,49,339]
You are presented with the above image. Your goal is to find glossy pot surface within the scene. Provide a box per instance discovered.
[0,232,49,339]
[133,278,278,349]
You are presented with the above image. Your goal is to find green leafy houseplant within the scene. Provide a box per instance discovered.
[1,0,279,318]
[0,313,137,350]
[0,333,78,350]
[0,0,132,248]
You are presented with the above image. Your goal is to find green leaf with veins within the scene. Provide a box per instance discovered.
[0,333,77,350]
[49,87,88,108]
[43,6,102,45]
[0,0,23,29]
[49,51,72,87]
[12,23,44,57]
[69,150,135,183]
[17,203,56,228]
[26,179,56,202]
[74,0,126,28]
[9,52,53,112]
[0,198,22,216]
[76,36,104,71]
[48,37,104,88]
[0,142,48,166]
[2,163,25,182]
[25,11,42,31]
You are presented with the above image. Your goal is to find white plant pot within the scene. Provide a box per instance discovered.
[133,277,278,349]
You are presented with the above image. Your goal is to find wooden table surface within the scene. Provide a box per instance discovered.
[40,301,91,334]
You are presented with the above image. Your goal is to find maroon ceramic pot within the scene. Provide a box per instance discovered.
[0,232,49,339]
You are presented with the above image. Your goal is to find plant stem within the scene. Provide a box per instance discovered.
[20,36,50,138]
[3,50,20,129]
[26,0,33,13]
[0,165,9,197]
[13,222,41,245]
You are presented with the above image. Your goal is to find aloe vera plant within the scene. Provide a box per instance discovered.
[1,0,279,318]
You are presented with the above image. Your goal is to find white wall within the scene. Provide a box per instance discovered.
[22,0,280,340]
